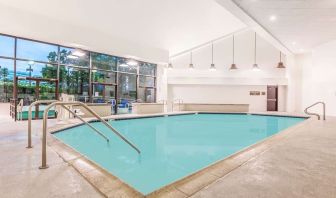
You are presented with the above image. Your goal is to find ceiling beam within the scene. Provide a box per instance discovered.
[215,0,293,56]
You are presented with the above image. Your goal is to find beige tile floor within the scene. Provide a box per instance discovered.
[192,117,336,198]
[0,103,103,198]
[1,103,336,198]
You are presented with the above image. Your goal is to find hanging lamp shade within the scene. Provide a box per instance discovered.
[167,62,173,70]
[209,63,216,71]
[230,63,238,70]
[230,35,238,70]
[189,63,194,70]
[252,63,260,71]
[189,51,194,70]
[277,51,286,68]
[252,32,260,71]
[209,42,216,71]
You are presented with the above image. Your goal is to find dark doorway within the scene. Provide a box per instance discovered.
[267,85,278,111]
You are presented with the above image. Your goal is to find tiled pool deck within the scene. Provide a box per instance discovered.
[1,103,335,197]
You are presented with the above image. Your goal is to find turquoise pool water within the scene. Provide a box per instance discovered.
[54,114,305,195]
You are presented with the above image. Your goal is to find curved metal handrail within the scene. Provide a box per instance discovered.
[40,101,141,169]
[304,102,326,120]
[27,100,58,148]
[158,99,168,105]
[60,105,110,142]
[172,99,183,111]
[28,100,110,148]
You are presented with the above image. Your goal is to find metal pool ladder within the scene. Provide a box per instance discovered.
[37,101,141,169]
[27,100,110,148]
[172,99,183,111]
[304,101,326,120]
[27,100,58,148]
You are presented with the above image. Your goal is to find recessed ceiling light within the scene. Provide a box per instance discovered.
[269,15,277,22]
[72,50,85,57]
[127,60,138,66]
[119,63,128,67]
[67,55,79,59]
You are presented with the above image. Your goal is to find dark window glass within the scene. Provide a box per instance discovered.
[0,59,14,102]
[139,62,156,76]
[59,66,89,101]
[17,39,58,63]
[16,60,57,79]
[0,35,15,58]
[118,73,136,100]
[117,58,137,73]
[92,70,116,84]
[139,76,155,87]
[59,47,89,67]
[91,53,117,71]
[138,88,155,103]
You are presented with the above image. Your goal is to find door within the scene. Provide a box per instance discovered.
[16,77,58,120]
[267,85,278,111]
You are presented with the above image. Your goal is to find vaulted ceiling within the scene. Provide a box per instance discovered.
[0,0,246,62]
[230,0,336,53]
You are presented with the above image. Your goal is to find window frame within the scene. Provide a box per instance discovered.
[0,32,157,105]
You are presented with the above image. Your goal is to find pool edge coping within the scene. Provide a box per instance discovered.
[47,112,312,198]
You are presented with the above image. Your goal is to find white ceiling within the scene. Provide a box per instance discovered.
[230,0,336,53]
[0,0,246,62]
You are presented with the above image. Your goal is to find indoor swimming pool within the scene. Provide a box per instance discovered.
[53,113,305,195]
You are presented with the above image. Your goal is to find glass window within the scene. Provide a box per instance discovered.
[17,39,58,63]
[59,66,89,101]
[138,88,155,103]
[59,47,89,67]
[117,58,137,73]
[139,76,155,87]
[0,35,15,58]
[92,70,116,84]
[39,81,57,100]
[16,60,57,79]
[118,73,136,100]
[139,62,156,76]
[92,84,116,103]
[0,59,14,102]
[91,53,117,71]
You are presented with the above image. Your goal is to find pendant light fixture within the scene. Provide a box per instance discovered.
[209,42,216,71]
[189,51,194,70]
[277,51,286,68]
[167,59,173,70]
[252,32,260,71]
[230,34,238,70]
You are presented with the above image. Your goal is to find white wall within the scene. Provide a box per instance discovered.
[168,85,267,112]
[298,40,336,116]
[159,30,289,112]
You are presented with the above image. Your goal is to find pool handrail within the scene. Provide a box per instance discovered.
[172,99,183,111]
[158,99,168,105]
[304,101,326,120]
[27,100,110,148]
[40,101,141,169]
[60,105,110,142]
[27,100,58,148]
